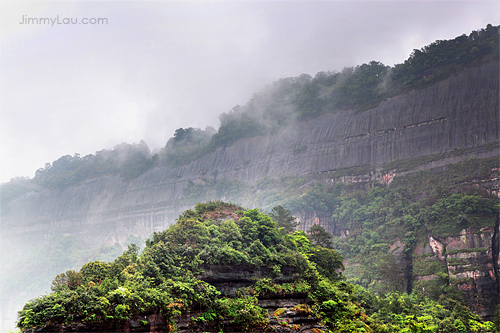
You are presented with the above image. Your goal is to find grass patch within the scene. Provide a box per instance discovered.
[446,258,468,266]
[413,259,447,277]
[446,248,488,256]
[413,253,435,260]
[450,277,474,285]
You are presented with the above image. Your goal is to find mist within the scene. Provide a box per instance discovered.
[1,1,499,184]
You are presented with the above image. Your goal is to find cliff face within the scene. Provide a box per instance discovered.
[411,223,500,321]
[2,63,498,247]
[1,63,499,328]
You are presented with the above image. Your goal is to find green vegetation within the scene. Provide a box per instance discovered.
[181,178,250,206]
[308,224,333,248]
[0,177,37,215]
[175,155,499,300]
[390,157,499,198]
[447,258,468,266]
[413,259,447,277]
[206,24,498,152]
[33,141,155,189]
[0,232,145,331]
[16,202,335,331]
[142,154,497,306]
[268,205,299,233]
[155,127,216,168]
[17,202,496,332]
[222,157,497,302]
[206,109,266,152]
[447,248,489,256]
[353,291,496,333]
[5,25,500,331]
[1,142,157,213]
[330,185,498,295]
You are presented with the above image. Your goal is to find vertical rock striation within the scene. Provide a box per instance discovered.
[2,63,498,247]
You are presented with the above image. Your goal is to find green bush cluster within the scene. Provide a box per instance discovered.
[17,202,496,332]
[353,290,496,333]
[155,127,216,168]
[17,203,343,331]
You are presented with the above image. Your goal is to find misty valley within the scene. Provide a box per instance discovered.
[1,24,499,333]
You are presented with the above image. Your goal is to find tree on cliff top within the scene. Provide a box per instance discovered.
[269,205,299,233]
[307,224,333,248]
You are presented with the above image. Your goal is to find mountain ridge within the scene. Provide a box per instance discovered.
[3,62,497,243]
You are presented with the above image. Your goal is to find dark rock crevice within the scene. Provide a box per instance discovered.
[403,248,414,294]
[492,213,500,303]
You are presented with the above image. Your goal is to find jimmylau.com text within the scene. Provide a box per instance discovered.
[19,15,108,26]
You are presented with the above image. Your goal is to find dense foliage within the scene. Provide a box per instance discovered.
[170,155,499,306]
[17,202,496,332]
[206,24,498,150]
[269,205,299,233]
[246,157,499,302]
[155,127,216,168]
[33,141,154,189]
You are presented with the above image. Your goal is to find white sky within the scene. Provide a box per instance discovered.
[1,0,499,184]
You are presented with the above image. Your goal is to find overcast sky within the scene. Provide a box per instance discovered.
[1,1,498,184]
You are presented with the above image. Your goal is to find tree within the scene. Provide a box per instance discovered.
[307,224,332,248]
[79,261,110,285]
[269,205,299,233]
[51,270,81,292]
[309,247,344,281]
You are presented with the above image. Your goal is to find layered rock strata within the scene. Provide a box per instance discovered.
[410,223,500,321]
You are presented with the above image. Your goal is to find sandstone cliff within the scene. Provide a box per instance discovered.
[2,63,498,247]
[410,223,500,320]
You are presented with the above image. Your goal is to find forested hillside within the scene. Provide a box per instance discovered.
[17,203,498,332]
